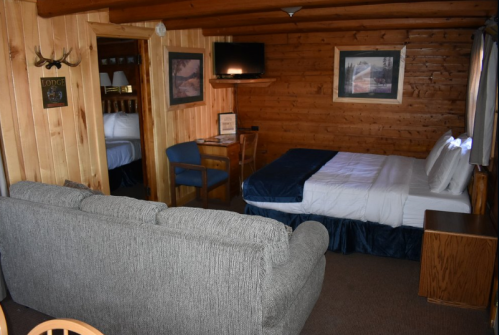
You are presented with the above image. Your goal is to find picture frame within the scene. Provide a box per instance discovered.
[126,56,135,64]
[333,45,406,104]
[164,46,206,111]
[218,113,237,135]
[118,57,125,64]
[100,58,108,65]
[109,57,116,65]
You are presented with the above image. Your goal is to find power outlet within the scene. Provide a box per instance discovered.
[251,126,259,131]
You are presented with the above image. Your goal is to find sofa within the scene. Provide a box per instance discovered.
[0,181,328,334]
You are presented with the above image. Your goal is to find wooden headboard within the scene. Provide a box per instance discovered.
[469,165,488,215]
[102,95,138,113]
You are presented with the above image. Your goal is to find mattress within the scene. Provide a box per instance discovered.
[245,152,470,229]
[106,138,142,170]
[402,158,470,227]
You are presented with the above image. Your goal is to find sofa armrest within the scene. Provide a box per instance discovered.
[263,221,328,326]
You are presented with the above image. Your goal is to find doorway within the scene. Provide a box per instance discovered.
[97,37,147,200]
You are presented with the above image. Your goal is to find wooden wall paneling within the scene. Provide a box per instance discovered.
[235,28,473,162]
[40,16,70,185]
[0,0,24,184]
[6,0,43,183]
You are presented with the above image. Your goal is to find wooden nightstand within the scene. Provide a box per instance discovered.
[419,210,497,309]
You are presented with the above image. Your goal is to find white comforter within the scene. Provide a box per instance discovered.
[245,152,414,227]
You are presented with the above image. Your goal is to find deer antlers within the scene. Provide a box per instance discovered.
[34,46,82,69]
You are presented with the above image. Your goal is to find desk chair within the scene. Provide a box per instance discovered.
[28,319,104,335]
[166,141,230,209]
[239,133,258,190]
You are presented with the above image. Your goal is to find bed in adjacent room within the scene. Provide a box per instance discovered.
[102,96,143,191]
[243,131,484,260]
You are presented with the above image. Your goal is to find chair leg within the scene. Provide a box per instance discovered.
[202,186,208,209]
[169,167,177,207]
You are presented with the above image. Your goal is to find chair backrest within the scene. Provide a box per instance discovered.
[28,319,104,335]
[0,305,7,335]
[166,141,201,174]
[240,133,258,164]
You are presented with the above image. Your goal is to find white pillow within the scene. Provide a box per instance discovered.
[103,113,117,139]
[425,130,453,175]
[448,137,473,195]
[428,140,462,193]
[113,112,141,139]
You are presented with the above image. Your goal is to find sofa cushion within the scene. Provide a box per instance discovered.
[157,207,290,265]
[80,195,167,225]
[10,181,93,208]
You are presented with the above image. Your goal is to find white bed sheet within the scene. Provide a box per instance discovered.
[245,152,470,229]
[106,138,142,170]
[402,158,470,227]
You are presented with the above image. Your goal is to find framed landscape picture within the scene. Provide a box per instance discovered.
[165,46,206,111]
[333,45,406,104]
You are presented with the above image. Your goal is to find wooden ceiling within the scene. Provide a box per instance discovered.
[37,0,497,36]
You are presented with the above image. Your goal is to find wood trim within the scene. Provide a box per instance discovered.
[470,165,488,215]
[88,22,154,39]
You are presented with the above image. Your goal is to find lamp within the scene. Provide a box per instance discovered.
[99,72,111,88]
[100,71,132,94]
[281,6,302,17]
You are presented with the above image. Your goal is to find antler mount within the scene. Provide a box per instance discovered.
[34,46,82,69]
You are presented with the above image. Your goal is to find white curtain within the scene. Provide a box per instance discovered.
[465,28,484,136]
[0,147,6,197]
[470,33,498,166]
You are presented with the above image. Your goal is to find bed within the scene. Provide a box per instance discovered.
[102,96,143,190]
[243,133,486,260]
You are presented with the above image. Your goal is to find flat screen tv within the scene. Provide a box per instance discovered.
[214,42,265,79]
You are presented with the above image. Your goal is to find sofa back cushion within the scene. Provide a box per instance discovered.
[10,181,93,208]
[157,207,289,265]
[80,195,167,225]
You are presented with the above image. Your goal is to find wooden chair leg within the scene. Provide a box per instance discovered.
[169,168,177,207]
[202,186,208,209]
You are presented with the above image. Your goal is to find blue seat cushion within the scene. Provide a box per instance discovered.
[175,168,228,188]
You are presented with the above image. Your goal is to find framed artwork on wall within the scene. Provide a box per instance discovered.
[218,113,237,135]
[164,46,206,111]
[333,45,406,104]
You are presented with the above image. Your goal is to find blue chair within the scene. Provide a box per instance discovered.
[166,141,230,209]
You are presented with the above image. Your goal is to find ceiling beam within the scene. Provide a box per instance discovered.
[36,0,183,18]
[202,17,485,36]
[109,0,434,24]
[163,1,496,30]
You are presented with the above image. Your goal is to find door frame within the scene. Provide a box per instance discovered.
[89,22,158,201]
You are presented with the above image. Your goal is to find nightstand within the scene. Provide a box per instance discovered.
[418,210,497,309]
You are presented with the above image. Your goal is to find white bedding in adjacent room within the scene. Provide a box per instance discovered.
[245,152,470,228]
[106,138,142,170]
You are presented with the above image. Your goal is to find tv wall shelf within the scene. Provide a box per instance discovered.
[209,78,276,89]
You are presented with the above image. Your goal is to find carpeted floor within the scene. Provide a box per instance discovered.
[1,195,494,335]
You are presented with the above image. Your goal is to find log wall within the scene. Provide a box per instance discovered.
[0,0,232,203]
[235,29,473,166]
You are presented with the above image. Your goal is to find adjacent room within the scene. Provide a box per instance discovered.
[0,0,497,334]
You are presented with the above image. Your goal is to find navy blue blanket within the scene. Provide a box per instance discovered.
[242,148,337,202]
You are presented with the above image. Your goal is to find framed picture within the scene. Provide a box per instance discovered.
[164,46,206,111]
[118,57,125,64]
[109,57,116,65]
[100,58,108,65]
[218,113,237,135]
[333,45,406,104]
[127,56,135,64]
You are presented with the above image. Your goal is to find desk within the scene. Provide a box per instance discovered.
[197,137,240,201]
[418,210,497,309]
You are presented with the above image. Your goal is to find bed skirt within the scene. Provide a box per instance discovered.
[245,204,423,261]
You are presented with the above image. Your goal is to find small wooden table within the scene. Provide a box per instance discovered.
[418,210,497,309]
[197,137,240,202]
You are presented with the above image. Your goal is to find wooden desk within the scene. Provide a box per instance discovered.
[419,210,497,309]
[197,138,240,201]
